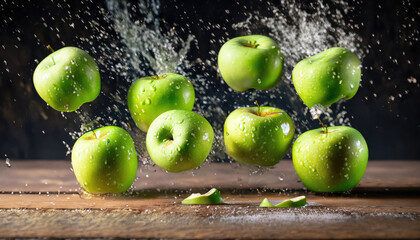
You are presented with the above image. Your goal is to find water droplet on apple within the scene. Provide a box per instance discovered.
[203,132,209,140]
[281,123,290,135]
[350,83,354,88]
[257,78,262,84]
[143,98,151,105]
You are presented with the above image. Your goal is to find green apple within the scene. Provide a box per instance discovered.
[259,196,307,208]
[182,188,224,205]
[292,47,361,108]
[218,35,284,92]
[224,106,294,166]
[71,126,138,194]
[292,126,368,192]
[146,110,214,172]
[33,46,101,112]
[127,73,195,132]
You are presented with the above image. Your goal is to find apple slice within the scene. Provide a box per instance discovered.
[181,188,224,205]
[290,196,307,207]
[259,196,306,208]
[259,198,275,207]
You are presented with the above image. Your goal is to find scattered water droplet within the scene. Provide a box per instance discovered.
[5,158,11,168]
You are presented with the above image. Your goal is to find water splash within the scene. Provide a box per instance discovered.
[61,0,362,168]
[106,0,195,75]
[231,0,363,129]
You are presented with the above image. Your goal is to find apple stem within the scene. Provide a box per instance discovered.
[317,117,328,133]
[254,41,260,48]
[47,44,55,53]
[254,100,261,116]
[92,129,98,139]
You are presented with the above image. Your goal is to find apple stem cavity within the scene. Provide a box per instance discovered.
[152,74,168,80]
[317,117,329,133]
[85,129,110,140]
[241,41,259,48]
[164,140,174,148]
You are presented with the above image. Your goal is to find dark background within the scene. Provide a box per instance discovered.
[0,0,419,161]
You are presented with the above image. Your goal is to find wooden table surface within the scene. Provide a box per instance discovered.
[0,160,419,239]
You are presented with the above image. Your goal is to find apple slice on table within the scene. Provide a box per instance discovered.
[224,106,294,166]
[127,73,195,132]
[33,46,101,112]
[292,126,368,192]
[259,198,275,207]
[146,110,214,172]
[182,188,224,205]
[71,126,138,194]
[292,47,361,108]
[259,196,307,208]
[218,35,284,92]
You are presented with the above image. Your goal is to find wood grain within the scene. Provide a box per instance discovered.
[0,193,419,239]
[0,160,419,239]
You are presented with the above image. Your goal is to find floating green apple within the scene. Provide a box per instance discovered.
[218,35,284,91]
[182,188,224,205]
[146,110,214,172]
[292,47,361,108]
[292,126,368,192]
[71,126,138,194]
[224,106,294,166]
[259,196,307,208]
[33,46,101,112]
[127,73,195,132]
